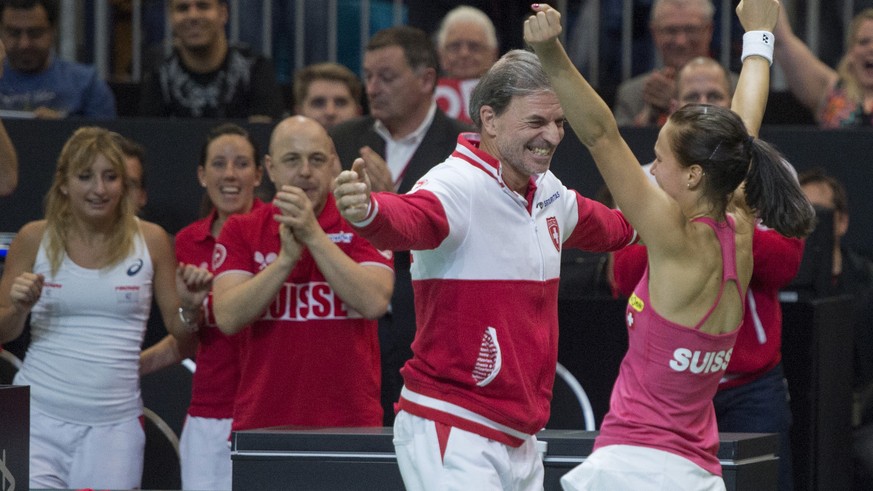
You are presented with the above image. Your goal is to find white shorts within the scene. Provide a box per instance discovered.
[179,415,233,491]
[29,408,145,489]
[560,444,726,491]
[393,410,544,491]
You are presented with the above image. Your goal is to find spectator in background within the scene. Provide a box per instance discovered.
[211,116,394,433]
[139,0,283,122]
[774,8,873,127]
[407,1,526,59]
[433,5,498,124]
[799,169,873,398]
[799,168,873,489]
[0,39,17,196]
[140,123,264,491]
[0,127,210,489]
[293,61,362,129]
[613,0,735,127]
[0,0,116,119]
[622,55,733,128]
[435,6,498,80]
[672,56,731,111]
[113,134,148,215]
[331,26,472,193]
[329,25,472,426]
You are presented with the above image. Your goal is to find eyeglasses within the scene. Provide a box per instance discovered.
[444,40,489,54]
[680,91,728,105]
[655,24,707,38]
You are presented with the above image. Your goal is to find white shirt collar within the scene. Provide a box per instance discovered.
[373,102,438,189]
[373,102,437,145]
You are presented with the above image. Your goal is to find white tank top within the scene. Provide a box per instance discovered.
[14,227,153,424]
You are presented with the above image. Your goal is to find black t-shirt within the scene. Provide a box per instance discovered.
[139,45,283,119]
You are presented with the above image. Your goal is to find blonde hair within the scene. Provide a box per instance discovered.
[836,8,873,104]
[44,127,138,275]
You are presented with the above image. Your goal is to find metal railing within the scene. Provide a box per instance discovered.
[57,0,835,88]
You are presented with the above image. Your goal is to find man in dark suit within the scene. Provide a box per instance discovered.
[330,26,472,425]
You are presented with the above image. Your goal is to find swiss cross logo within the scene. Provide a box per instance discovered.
[212,244,227,270]
[547,217,560,252]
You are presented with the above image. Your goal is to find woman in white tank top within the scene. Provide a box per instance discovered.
[0,127,212,489]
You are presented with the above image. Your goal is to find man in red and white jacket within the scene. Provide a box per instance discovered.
[335,49,637,490]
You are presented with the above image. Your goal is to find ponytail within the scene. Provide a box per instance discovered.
[668,104,816,237]
[743,139,815,237]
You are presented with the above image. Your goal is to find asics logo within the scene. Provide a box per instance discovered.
[126,259,144,276]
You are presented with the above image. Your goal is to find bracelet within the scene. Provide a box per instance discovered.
[741,31,774,66]
[178,306,202,333]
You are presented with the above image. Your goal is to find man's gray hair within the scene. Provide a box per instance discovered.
[469,49,553,128]
[435,6,497,50]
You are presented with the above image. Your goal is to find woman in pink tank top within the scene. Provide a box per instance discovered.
[527,1,814,489]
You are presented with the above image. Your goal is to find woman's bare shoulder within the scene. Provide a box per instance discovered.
[15,220,47,244]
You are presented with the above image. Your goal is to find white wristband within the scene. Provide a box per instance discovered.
[351,198,379,228]
[741,31,774,66]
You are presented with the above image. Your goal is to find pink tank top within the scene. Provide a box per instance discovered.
[594,216,742,476]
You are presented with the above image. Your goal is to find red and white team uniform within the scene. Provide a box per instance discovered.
[563,216,742,490]
[352,133,636,446]
[174,199,265,490]
[213,195,393,431]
